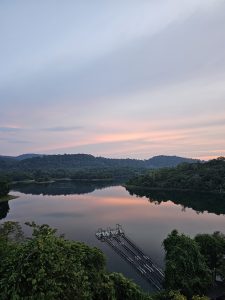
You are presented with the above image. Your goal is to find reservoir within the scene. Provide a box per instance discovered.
[1,181,225,292]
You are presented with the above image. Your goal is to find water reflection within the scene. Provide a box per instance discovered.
[0,201,9,220]
[2,183,225,292]
[12,180,121,196]
[126,187,225,215]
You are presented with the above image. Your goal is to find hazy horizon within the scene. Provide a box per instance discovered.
[1,1,225,160]
[0,152,207,161]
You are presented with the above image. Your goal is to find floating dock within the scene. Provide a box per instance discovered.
[95,224,164,291]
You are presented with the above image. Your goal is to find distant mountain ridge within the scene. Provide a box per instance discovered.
[145,155,198,168]
[0,153,201,182]
[0,153,43,161]
[0,153,199,169]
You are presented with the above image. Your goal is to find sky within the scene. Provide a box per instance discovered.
[1,0,225,160]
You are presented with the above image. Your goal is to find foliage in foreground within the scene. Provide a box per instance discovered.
[163,229,225,298]
[163,230,212,297]
[195,232,225,283]
[152,290,208,300]
[0,222,212,300]
[0,221,150,300]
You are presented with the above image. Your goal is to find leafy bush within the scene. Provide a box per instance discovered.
[0,222,150,300]
[163,230,212,297]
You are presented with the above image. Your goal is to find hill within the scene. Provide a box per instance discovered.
[126,157,225,193]
[0,153,43,161]
[145,155,197,168]
[0,153,199,169]
[15,153,44,160]
[0,153,199,182]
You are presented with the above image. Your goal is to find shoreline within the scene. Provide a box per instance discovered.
[11,178,114,185]
[124,185,225,195]
[0,194,19,203]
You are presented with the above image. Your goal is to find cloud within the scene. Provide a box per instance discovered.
[0,0,208,87]
[1,0,225,110]
[43,126,83,132]
[0,1,225,158]
[0,137,32,144]
[0,126,23,132]
[9,140,32,144]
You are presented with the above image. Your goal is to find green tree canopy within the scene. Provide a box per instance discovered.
[0,221,151,300]
[163,230,212,297]
[195,232,225,283]
[0,180,9,197]
[126,157,225,193]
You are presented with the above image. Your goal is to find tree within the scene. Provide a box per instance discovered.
[109,272,150,300]
[126,157,225,193]
[195,232,225,284]
[0,180,9,197]
[163,230,212,297]
[192,296,209,300]
[0,222,109,300]
[0,221,151,300]
[152,290,187,300]
[0,221,24,263]
[0,201,9,220]
[151,291,209,300]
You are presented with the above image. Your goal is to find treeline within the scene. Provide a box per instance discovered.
[0,154,146,182]
[0,154,198,182]
[0,181,9,197]
[0,221,210,300]
[0,154,199,170]
[126,157,225,193]
[1,167,144,183]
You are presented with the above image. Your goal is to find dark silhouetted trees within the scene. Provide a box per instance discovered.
[127,157,225,193]
[163,230,212,297]
[0,181,9,197]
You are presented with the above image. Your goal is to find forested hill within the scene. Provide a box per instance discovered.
[0,153,198,169]
[0,154,199,182]
[126,157,225,193]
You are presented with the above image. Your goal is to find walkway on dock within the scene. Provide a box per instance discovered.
[95,225,164,291]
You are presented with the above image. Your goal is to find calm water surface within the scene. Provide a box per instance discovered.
[1,182,225,292]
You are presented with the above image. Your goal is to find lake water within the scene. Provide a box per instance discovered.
[1,181,225,292]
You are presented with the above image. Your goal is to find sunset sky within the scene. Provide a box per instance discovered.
[1,0,225,159]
